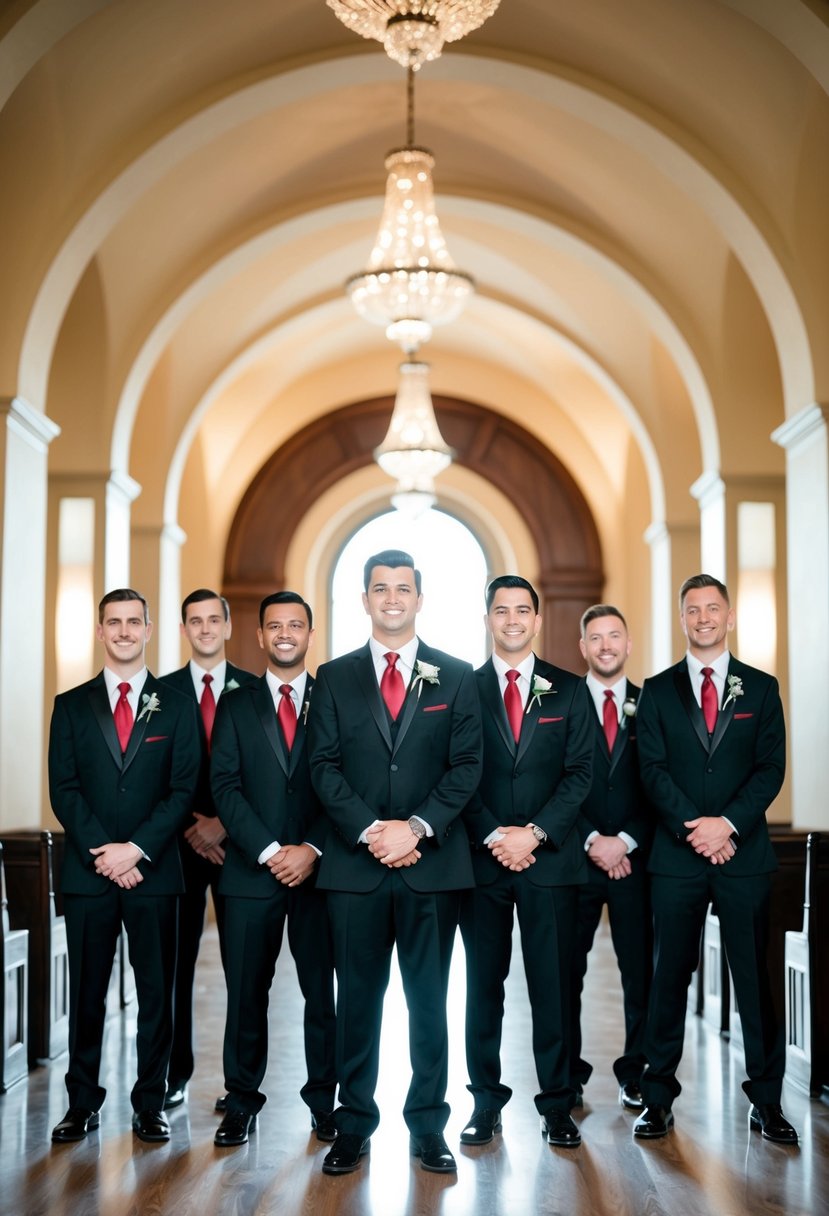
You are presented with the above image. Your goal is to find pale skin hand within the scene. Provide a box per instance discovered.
[366,821,422,868]
[489,825,539,872]
[266,842,317,887]
[587,834,632,879]
[185,813,227,864]
[90,841,142,879]
[684,816,736,865]
[112,866,144,889]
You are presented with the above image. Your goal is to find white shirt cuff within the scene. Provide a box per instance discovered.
[258,840,281,864]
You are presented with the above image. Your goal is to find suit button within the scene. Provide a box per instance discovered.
[287,786,294,794]
[391,764,398,772]
[707,768,713,773]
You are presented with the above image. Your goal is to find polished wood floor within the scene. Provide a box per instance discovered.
[1,916,826,1216]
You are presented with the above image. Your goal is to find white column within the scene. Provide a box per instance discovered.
[0,397,60,829]
[773,405,829,831]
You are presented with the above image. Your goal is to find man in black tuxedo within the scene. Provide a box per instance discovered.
[570,604,652,1112]
[308,549,481,1176]
[633,573,797,1144]
[459,575,592,1150]
[48,589,200,1144]
[210,591,336,1148]
[158,588,256,1110]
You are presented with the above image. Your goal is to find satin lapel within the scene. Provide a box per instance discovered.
[517,658,550,763]
[89,677,123,769]
[479,662,516,756]
[673,665,710,751]
[592,708,612,765]
[121,678,156,774]
[608,679,635,776]
[288,675,313,774]
[356,652,393,750]
[255,678,289,775]
[709,663,738,756]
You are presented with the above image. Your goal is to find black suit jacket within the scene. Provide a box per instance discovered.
[637,656,784,878]
[464,657,593,887]
[577,679,652,851]
[158,661,256,815]
[308,641,482,894]
[210,674,326,897]
[48,672,201,896]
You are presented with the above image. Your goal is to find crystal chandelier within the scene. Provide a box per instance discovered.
[346,67,473,353]
[326,1,501,70]
[374,360,455,513]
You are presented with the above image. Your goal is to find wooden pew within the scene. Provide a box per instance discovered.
[0,842,29,1090]
[785,832,829,1096]
[0,830,68,1065]
[727,827,810,1051]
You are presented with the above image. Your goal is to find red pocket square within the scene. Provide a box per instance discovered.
[145,735,169,742]
[538,716,564,723]
[423,704,448,713]
[733,713,753,720]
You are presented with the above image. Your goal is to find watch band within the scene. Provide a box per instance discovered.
[408,816,427,840]
[528,822,547,843]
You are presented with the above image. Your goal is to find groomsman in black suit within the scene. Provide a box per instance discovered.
[308,549,482,1176]
[210,591,336,1148]
[49,589,200,1144]
[459,575,593,1149]
[570,605,652,1111]
[158,589,255,1110]
[633,573,798,1144]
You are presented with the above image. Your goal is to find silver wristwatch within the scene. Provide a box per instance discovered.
[408,816,427,840]
[528,822,547,844]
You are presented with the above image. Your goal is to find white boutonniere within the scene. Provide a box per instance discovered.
[722,674,744,711]
[412,660,441,699]
[137,691,161,722]
[526,673,555,713]
[224,678,240,692]
[302,700,310,725]
[620,696,637,730]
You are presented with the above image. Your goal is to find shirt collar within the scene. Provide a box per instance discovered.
[686,649,731,681]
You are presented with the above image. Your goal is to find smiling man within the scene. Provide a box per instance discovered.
[48,589,200,1145]
[634,573,798,1145]
[307,549,481,1176]
[459,575,593,1150]
[209,591,337,1147]
[158,589,256,1112]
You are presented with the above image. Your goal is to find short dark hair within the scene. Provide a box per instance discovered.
[98,588,149,624]
[580,603,628,636]
[363,549,422,596]
[679,573,730,610]
[258,590,313,629]
[485,575,539,614]
[181,588,230,625]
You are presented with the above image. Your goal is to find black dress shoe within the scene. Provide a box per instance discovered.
[541,1110,582,1148]
[410,1132,457,1172]
[749,1104,799,1145]
[215,1094,228,1112]
[311,1109,338,1142]
[51,1108,100,1143]
[214,1110,256,1147]
[132,1109,171,1143]
[619,1079,645,1111]
[460,1108,502,1145]
[163,1084,186,1110]
[633,1104,674,1139]
[322,1133,370,1174]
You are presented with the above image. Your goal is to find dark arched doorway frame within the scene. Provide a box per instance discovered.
[223,395,604,671]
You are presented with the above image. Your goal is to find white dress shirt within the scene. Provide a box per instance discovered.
[189,658,227,703]
[583,672,637,854]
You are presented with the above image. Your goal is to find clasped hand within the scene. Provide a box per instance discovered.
[266,843,316,887]
[488,825,538,871]
[90,841,143,888]
[366,820,421,868]
[185,812,227,864]
[684,816,735,864]
[587,834,632,880]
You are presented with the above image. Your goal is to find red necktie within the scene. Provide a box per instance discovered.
[504,669,522,743]
[701,667,718,733]
[200,673,216,748]
[381,652,405,720]
[278,684,297,750]
[603,688,618,752]
[114,681,133,752]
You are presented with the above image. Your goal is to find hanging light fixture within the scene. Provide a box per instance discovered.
[346,66,474,354]
[375,360,455,513]
[327,1,501,71]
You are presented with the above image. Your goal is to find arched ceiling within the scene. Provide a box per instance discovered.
[2,0,827,552]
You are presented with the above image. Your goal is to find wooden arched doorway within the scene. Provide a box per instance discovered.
[223,396,604,671]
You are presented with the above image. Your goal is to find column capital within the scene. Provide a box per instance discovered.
[0,395,60,450]
[772,402,829,451]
